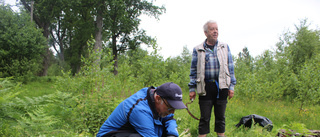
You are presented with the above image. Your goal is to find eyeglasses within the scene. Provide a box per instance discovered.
[161,97,175,111]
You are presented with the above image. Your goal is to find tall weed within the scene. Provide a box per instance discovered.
[54,39,127,134]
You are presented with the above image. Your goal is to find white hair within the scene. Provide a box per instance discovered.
[203,20,217,32]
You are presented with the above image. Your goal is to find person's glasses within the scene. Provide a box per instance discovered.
[161,97,175,111]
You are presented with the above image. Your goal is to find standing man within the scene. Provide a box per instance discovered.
[188,20,236,137]
[97,82,187,137]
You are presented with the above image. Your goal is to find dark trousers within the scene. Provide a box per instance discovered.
[198,81,228,135]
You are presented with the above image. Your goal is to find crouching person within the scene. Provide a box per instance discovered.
[97,82,187,137]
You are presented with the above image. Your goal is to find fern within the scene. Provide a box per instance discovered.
[281,122,317,136]
[2,85,74,136]
[0,77,22,104]
[18,107,59,136]
[0,77,23,121]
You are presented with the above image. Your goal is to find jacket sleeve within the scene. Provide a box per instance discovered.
[188,48,198,92]
[227,45,236,91]
[162,114,179,137]
[129,105,159,137]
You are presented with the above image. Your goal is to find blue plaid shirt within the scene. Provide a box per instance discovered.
[188,40,236,92]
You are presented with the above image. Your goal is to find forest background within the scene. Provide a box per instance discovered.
[1,0,319,136]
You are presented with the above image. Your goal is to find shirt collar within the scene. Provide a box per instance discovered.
[204,39,218,49]
[147,87,160,119]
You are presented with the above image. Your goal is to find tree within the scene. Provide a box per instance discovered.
[0,5,47,78]
[237,47,254,72]
[21,0,64,76]
[296,53,320,111]
[19,0,165,76]
[106,0,165,75]
[274,19,320,99]
[180,45,192,65]
[94,0,104,68]
[286,19,320,74]
[164,46,191,87]
[22,0,97,75]
[64,0,96,74]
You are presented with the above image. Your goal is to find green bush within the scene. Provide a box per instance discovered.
[54,40,127,135]
[4,58,41,83]
[0,5,46,79]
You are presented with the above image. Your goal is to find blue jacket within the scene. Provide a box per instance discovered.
[96,87,179,137]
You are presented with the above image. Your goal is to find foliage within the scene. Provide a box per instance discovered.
[286,19,320,74]
[234,19,320,105]
[0,77,77,136]
[237,47,254,72]
[55,39,124,134]
[0,77,22,117]
[2,75,320,137]
[176,93,320,137]
[1,40,320,136]
[164,46,192,89]
[235,49,284,101]
[0,78,24,136]
[296,53,320,111]
[281,123,317,136]
[106,0,165,74]
[1,5,320,135]
[0,5,47,79]
[18,0,166,75]
[50,38,192,135]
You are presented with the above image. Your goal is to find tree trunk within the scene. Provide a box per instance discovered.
[94,6,103,69]
[112,35,118,75]
[38,22,51,76]
[21,0,51,76]
[30,1,34,22]
[58,36,65,62]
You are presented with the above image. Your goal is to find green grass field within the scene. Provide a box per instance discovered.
[2,78,319,137]
[176,91,320,137]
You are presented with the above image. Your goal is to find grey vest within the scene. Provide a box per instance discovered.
[195,41,231,96]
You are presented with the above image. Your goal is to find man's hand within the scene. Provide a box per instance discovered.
[189,92,196,100]
[228,90,234,99]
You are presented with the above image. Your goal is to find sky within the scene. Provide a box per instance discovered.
[139,0,320,58]
[4,0,320,59]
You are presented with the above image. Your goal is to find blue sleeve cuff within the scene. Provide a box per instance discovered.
[165,119,179,137]
[229,85,235,91]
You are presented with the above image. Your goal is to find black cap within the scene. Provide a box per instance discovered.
[156,82,187,109]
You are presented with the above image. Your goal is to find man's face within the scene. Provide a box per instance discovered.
[205,23,219,42]
[157,97,175,118]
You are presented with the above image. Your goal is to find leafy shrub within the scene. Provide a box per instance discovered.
[54,39,127,135]
[280,122,317,137]
[0,77,78,136]
[0,77,23,136]
[0,6,46,79]
[296,53,320,110]
[3,58,41,83]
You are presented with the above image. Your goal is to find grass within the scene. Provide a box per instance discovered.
[17,80,56,98]
[2,78,319,137]
[175,90,320,137]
